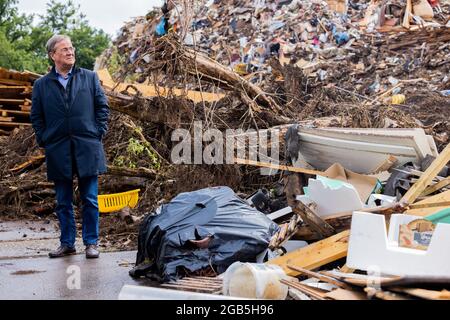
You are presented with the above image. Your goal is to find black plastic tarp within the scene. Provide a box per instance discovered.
[130,186,279,282]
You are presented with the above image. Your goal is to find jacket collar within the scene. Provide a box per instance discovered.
[48,65,80,80]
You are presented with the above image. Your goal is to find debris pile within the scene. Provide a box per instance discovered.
[108,0,450,146]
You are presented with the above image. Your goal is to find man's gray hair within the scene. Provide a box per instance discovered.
[46,35,71,55]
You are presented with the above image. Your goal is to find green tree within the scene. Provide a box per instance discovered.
[37,0,111,70]
[0,0,33,41]
[0,0,111,73]
[0,0,40,71]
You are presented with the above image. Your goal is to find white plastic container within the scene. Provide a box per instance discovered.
[223,262,288,300]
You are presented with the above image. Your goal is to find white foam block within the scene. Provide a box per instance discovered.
[347,212,450,277]
[305,178,363,217]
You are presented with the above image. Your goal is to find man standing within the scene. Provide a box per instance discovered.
[30,35,110,259]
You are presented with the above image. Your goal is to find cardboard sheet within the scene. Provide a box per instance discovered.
[324,163,380,203]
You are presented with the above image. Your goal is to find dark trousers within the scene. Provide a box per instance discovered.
[54,175,99,248]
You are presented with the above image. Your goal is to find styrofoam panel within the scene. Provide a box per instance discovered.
[347,212,450,277]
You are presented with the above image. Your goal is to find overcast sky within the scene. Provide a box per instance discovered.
[17,0,163,38]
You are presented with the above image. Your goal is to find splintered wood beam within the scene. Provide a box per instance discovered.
[267,230,350,276]
[401,143,450,206]
[293,200,336,238]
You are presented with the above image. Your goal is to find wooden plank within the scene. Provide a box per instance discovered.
[320,271,401,288]
[365,288,411,300]
[402,0,412,29]
[391,288,450,300]
[370,155,398,174]
[267,230,350,276]
[186,278,223,284]
[166,280,222,290]
[0,116,14,122]
[0,98,25,105]
[421,177,450,197]
[287,265,350,289]
[235,158,326,176]
[23,70,43,81]
[325,288,368,300]
[0,86,30,98]
[339,265,355,274]
[400,143,450,205]
[280,279,329,300]
[409,201,450,210]
[0,67,32,81]
[0,109,30,116]
[407,190,450,216]
[0,122,31,127]
[190,276,223,283]
[0,78,31,86]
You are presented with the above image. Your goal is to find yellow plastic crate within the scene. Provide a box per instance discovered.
[98,189,141,213]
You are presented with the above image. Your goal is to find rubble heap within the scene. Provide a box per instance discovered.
[108,0,449,140]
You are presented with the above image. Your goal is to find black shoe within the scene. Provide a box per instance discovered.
[86,245,99,259]
[49,246,76,258]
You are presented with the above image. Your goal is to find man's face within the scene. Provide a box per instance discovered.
[50,39,76,69]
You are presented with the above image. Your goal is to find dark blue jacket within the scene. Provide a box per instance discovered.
[30,66,110,181]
